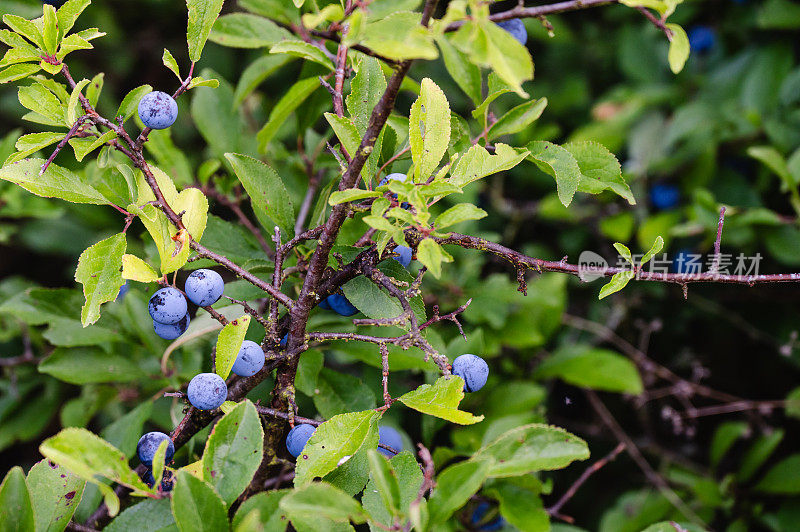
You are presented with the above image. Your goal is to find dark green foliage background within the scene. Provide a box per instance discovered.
[2,0,800,530]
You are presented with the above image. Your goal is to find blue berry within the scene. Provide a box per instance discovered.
[649,184,680,210]
[138,91,178,130]
[143,469,174,492]
[136,432,175,467]
[452,354,489,393]
[378,426,403,457]
[323,294,359,317]
[280,334,288,348]
[378,172,408,188]
[496,19,527,46]
[153,313,189,340]
[688,26,715,54]
[148,287,187,325]
[286,424,316,458]
[378,173,410,209]
[318,297,332,310]
[187,373,227,410]
[392,246,412,268]
[231,340,265,377]
[116,280,130,302]
[184,269,224,307]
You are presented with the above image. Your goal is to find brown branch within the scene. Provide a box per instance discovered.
[635,6,673,40]
[710,206,726,274]
[586,390,704,526]
[446,0,619,31]
[547,442,626,522]
[431,231,800,286]
[40,116,92,175]
[256,405,320,426]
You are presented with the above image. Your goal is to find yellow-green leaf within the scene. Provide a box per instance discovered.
[75,233,126,326]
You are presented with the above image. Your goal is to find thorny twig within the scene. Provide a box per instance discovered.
[547,442,626,523]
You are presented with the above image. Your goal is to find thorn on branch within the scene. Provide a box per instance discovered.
[40,116,91,175]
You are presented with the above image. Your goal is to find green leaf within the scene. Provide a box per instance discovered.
[6,132,64,164]
[666,23,690,74]
[162,48,181,79]
[85,73,104,107]
[437,35,482,104]
[436,203,487,230]
[738,429,784,483]
[115,85,151,123]
[294,410,380,486]
[428,460,490,524]
[472,424,590,477]
[74,233,126,326]
[451,20,533,97]
[398,376,484,425]
[225,153,295,239]
[416,238,447,279]
[598,270,635,300]
[133,179,208,274]
[356,11,438,61]
[18,83,66,124]
[565,140,635,205]
[42,5,60,54]
[256,77,319,151]
[2,14,44,49]
[347,56,387,135]
[534,345,643,394]
[755,454,800,494]
[641,236,664,266]
[0,467,34,532]
[302,5,344,28]
[66,78,90,125]
[171,470,228,532]
[105,499,175,532]
[232,490,289,531]
[0,159,109,205]
[26,459,86,532]
[362,451,423,528]
[57,0,92,38]
[312,367,377,419]
[209,13,291,48]
[527,141,581,207]
[187,76,219,89]
[214,315,251,379]
[280,482,367,524]
[69,130,116,162]
[341,275,402,321]
[328,189,381,205]
[39,428,151,517]
[409,78,450,182]
[0,64,41,84]
[38,347,144,384]
[233,54,291,108]
[484,479,549,532]
[186,0,225,61]
[270,40,334,70]
[150,439,169,496]
[366,450,401,515]
[43,318,118,347]
[748,146,797,188]
[488,98,548,140]
[450,143,529,188]
[121,254,160,283]
[710,421,749,468]
[324,113,361,160]
[202,400,264,506]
